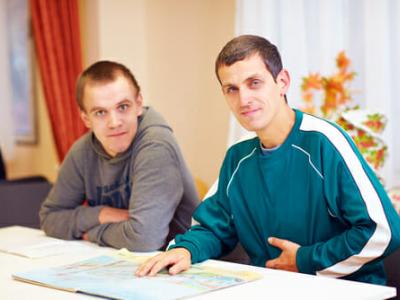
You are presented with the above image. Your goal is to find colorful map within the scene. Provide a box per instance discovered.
[13,249,261,300]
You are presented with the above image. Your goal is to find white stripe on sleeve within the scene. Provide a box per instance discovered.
[300,114,391,278]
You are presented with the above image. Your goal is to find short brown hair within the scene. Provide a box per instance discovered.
[76,60,141,111]
[215,35,283,83]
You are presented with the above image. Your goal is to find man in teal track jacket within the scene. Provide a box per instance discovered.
[136,35,400,284]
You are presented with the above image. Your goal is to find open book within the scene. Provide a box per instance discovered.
[12,249,262,300]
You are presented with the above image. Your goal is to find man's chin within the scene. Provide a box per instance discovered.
[238,121,261,133]
[116,147,129,154]
[107,146,129,157]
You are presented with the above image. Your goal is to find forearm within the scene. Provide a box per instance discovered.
[86,219,168,251]
[39,146,103,240]
[169,225,228,263]
[170,196,238,264]
[85,142,189,251]
[85,185,184,250]
[301,150,400,278]
[305,165,400,277]
[40,204,103,240]
[296,223,384,277]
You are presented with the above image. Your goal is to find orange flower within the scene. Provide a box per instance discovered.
[302,73,323,90]
[336,51,351,71]
[301,52,355,118]
[302,91,314,103]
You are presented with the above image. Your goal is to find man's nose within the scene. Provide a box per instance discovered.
[238,88,252,106]
[108,111,122,128]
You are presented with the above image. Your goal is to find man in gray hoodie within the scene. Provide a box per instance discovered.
[39,61,199,251]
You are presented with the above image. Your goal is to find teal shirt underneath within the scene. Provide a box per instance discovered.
[171,109,400,284]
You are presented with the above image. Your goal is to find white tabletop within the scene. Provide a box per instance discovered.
[0,226,396,300]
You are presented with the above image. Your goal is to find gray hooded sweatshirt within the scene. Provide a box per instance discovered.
[39,107,199,251]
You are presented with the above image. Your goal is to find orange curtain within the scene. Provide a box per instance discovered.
[30,0,86,162]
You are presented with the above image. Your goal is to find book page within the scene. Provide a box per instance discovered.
[0,226,93,258]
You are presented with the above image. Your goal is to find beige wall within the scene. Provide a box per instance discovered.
[8,0,235,187]
[81,0,235,185]
[145,0,234,186]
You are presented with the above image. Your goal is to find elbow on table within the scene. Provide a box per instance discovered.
[40,211,76,241]
[121,223,167,252]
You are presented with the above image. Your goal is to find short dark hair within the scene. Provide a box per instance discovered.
[76,60,141,111]
[215,35,283,83]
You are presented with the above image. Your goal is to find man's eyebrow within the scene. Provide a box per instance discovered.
[221,73,262,88]
[245,73,262,81]
[221,83,235,89]
[89,106,105,113]
[89,99,132,113]
[116,99,132,105]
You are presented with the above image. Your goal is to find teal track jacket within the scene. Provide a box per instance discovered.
[171,109,400,284]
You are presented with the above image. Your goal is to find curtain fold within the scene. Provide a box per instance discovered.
[30,0,86,162]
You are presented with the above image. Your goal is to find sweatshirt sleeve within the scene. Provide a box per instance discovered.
[39,150,104,240]
[169,153,239,263]
[296,141,400,278]
[169,193,238,263]
[85,141,185,251]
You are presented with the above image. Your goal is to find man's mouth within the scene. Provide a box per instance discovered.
[108,132,126,137]
[241,108,260,116]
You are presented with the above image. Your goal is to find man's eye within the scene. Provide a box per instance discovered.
[118,104,129,111]
[94,110,106,117]
[251,79,261,87]
[226,87,237,94]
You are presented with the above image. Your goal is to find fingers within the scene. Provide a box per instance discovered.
[268,237,287,250]
[265,237,285,269]
[266,237,300,272]
[148,254,179,276]
[135,248,191,277]
[168,257,191,275]
[266,257,298,272]
[135,253,163,277]
[265,258,278,269]
[82,232,89,241]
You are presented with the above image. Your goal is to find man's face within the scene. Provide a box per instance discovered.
[80,75,143,157]
[218,54,289,135]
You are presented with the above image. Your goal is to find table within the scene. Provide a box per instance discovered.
[0,226,396,300]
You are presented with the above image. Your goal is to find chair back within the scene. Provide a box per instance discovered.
[0,180,52,228]
[385,249,400,299]
[0,150,6,180]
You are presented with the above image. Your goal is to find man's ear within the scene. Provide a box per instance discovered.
[277,69,290,96]
[135,93,144,116]
[80,110,91,129]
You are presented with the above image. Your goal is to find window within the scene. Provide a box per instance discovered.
[6,0,36,144]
